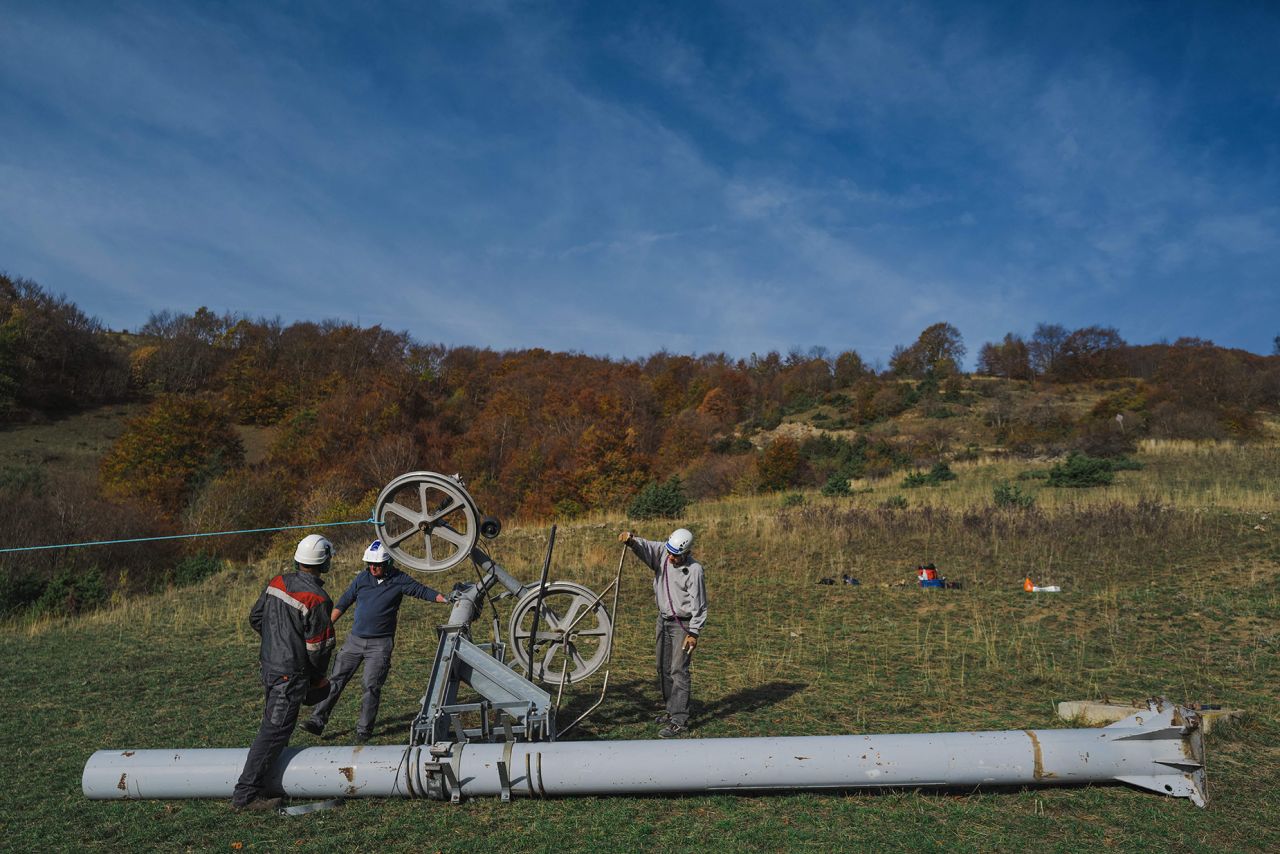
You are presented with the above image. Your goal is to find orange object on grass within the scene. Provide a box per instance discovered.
[1023,577,1035,592]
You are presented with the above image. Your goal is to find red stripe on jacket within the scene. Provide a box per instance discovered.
[307,626,335,645]
[268,575,329,610]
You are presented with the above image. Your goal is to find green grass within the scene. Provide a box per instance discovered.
[2,441,1279,851]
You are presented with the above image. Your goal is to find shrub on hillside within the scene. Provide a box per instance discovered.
[181,468,293,559]
[1048,453,1114,487]
[800,434,867,484]
[0,567,46,615]
[100,395,245,512]
[1074,419,1138,457]
[1146,402,1229,440]
[1046,452,1141,487]
[681,454,753,499]
[172,553,223,586]
[993,481,1036,509]
[756,437,808,492]
[821,473,852,496]
[554,498,586,518]
[750,408,783,431]
[34,566,107,617]
[628,476,689,519]
[782,492,805,507]
[902,462,957,488]
[710,436,753,455]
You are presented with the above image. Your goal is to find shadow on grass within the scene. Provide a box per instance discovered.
[320,679,810,744]
[559,678,808,738]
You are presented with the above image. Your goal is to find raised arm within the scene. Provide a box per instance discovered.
[619,531,664,571]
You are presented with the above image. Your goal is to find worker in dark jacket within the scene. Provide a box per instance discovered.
[231,534,336,811]
[300,540,446,743]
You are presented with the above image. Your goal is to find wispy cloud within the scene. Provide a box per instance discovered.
[0,1,1277,358]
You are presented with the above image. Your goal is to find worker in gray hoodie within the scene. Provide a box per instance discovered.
[619,527,707,737]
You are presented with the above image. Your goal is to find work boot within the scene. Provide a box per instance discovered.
[299,720,324,737]
[233,796,282,812]
[658,723,686,739]
[354,732,371,745]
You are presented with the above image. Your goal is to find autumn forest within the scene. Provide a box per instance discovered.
[2,273,1278,615]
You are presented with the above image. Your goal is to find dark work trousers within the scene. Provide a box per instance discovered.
[232,669,308,806]
[307,635,394,738]
[655,618,693,727]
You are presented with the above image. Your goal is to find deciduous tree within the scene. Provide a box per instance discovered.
[890,323,966,379]
[1028,323,1069,376]
[977,333,1033,380]
[100,395,245,513]
[756,436,807,491]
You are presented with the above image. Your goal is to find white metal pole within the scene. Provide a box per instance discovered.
[82,703,1204,806]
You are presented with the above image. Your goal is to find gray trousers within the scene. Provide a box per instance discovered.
[232,669,307,806]
[655,618,693,726]
[308,634,394,738]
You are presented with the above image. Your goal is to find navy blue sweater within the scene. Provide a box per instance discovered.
[334,568,441,639]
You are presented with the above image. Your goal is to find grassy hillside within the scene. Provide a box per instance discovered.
[0,404,143,477]
[1,438,1277,851]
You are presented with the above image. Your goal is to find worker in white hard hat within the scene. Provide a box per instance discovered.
[232,534,336,811]
[618,527,707,737]
[299,539,447,744]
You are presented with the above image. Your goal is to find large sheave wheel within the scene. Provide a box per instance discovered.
[507,581,612,684]
[372,471,479,573]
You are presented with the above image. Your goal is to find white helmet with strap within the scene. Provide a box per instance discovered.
[665,528,693,556]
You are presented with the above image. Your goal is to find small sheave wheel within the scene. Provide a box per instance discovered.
[372,471,479,573]
[508,581,612,684]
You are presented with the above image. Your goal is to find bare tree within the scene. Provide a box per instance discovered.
[1028,323,1069,376]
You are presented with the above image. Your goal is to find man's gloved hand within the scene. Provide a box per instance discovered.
[681,634,698,655]
[618,531,631,543]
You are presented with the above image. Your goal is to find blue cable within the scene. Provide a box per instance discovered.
[0,518,375,554]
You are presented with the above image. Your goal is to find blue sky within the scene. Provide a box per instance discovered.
[2,0,1278,365]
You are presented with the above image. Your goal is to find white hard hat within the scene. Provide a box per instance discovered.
[665,528,693,556]
[294,534,333,566]
[362,540,391,564]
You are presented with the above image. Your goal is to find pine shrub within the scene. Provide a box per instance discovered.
[993,481,1036,509]
[627,476,689,519]
[821,473,852,497]
[1048,452,1120,487]
[902,461,958,488]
